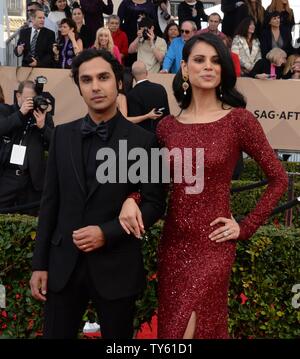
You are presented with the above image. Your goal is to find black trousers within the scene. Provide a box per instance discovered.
[0,168,41,215]
[43,255,137,339]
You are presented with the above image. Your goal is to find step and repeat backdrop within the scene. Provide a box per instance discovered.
[0,66,299,150]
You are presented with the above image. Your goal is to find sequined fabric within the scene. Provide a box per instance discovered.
[156,108,288,339]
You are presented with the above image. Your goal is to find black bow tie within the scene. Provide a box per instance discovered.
[81,118,108,142]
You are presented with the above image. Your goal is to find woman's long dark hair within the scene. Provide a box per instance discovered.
[163,22,180,46]
[234,17,258,39]
[173,33,246,110]
[50,0,72,18]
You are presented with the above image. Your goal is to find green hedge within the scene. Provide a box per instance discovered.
[0,215,41,338]
[229,225,300,338]
[231,181,300,227]
[1,212,300,338]
[241,160,300,182]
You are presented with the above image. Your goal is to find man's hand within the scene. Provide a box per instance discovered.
[72,226,106,252]
[17,43,25,55]
[29,57,38,67]
[30,271,48,301]
[20,97,34,116]
[33,109,46,129]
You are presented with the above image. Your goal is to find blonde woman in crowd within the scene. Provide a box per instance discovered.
[250,47,287,79]
[94,27,122,64]
[283,54,300,79]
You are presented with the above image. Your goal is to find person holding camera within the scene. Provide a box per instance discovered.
[128,17,167,73]
[15,9,55,68]
[0,81,54,214]
[53,18,83,69]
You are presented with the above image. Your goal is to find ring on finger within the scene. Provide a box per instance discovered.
[223,230,229,237]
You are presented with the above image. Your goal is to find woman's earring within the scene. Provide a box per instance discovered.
[219,85,223,99]
[182,75,189,95]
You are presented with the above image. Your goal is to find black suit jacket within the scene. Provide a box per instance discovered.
[260,27,293,58]
[0,104,54,191]
[15,27,55,68]
[32,114,166,300]
[127,80,170,134]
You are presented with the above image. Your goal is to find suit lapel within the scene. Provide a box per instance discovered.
[86,116,129,202]
[70,119,86,195]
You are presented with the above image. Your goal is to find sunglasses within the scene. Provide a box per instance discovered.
[180,29,191,34]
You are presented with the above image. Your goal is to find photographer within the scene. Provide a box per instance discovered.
[0,80,54,215]
[128,17,167,73]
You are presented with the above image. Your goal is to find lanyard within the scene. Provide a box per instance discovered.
[19,118,33,146]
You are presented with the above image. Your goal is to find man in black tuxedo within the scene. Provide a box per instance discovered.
[0,81,53,214]
[127,60,170,134]
[30,49,166,339]
[14,9,55,68]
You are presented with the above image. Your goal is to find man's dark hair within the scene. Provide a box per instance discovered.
[17,80,36,94]
[71,49,124,90]
[173,33,246,109]
[27,2,43,10]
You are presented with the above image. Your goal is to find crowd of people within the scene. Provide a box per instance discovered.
[0,0,296,340]
[7,1,299,80]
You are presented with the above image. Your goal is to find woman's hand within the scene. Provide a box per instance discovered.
[209,215,240,243]
[68,29,76,42]
[147,108,163,120]
[119,198,145,239]
[52,43,59,56]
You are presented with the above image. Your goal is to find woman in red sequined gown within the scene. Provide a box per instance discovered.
[119,33,288,338]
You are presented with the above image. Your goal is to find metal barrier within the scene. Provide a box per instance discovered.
[285,172,300,227]
[5,29,22,67]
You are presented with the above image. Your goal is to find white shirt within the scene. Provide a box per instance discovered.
[30,27,40,42]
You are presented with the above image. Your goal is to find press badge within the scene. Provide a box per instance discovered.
[10,144,27,165]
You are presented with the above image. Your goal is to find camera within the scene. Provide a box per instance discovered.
[32,95,50,112]
[154,107,165,115]
[142,27,149,41]
[32,76,50,113]
[161,10,171,21]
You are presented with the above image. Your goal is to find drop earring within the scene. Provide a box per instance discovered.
[219,85,223,99]
[182,75,189,95]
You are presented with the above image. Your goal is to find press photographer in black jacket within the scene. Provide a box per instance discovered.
[0,80,54,214]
